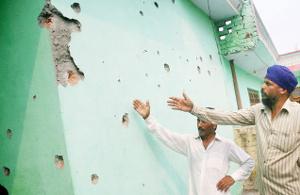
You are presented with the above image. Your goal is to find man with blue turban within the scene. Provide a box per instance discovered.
[167,64,300,195]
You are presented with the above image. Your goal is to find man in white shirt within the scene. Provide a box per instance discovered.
[133,99,254,195]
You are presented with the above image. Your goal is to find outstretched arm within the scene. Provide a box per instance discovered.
[133,99,189,155]
[168,93,255,126]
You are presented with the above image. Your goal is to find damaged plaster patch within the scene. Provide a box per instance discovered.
[71,2,81,13]
[38,0,84,87]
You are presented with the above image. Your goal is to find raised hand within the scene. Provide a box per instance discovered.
[133,99,150,119]
[216,175,235,192]
[167,93,194,112]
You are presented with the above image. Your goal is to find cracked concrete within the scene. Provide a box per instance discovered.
[38,0,84,87]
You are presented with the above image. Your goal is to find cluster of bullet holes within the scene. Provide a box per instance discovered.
[6,129,12,139]
[3,167,10,176]
[122,113,129,127]
[91,174,99,184]
[71,2,81,13]
[164,63,170,72]
[139,0,175,16]
[55,155,64,169]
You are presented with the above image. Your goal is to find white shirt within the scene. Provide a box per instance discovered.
[145,116,255,195]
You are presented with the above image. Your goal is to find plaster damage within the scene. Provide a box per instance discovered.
[38,0,84,87]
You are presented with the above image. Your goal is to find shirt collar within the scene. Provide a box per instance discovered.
[260,99,292,113]
[194,134,222,142]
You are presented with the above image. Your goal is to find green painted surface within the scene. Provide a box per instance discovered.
[0,0,269,194]
[52,0,243,194]
[0,0,74,194]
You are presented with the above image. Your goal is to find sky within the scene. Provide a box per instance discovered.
[251,0,300,54]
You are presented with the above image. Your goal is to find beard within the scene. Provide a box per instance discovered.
[261,89,277,109]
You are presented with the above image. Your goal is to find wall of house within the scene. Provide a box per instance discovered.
[0,0,267,194]
[0,0,74,194]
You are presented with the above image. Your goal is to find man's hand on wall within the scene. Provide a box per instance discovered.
[133,100,150,119]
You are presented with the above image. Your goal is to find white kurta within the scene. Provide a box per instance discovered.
[145,116,255,195]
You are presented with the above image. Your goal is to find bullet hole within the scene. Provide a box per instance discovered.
[157,50,160,55]
[142,183,145,187]
[145,73,148,77]
[253,70,257,74]
[122,113,129,127]
[38,1,84,87]
[209,54,212,60]
[91,174,99,184]
[172,0,175,3]
[245,32,253,39]
[55,155,64,169]
[117,79,121,83]
[154,2,159,8]
[200,56,203,62]
[207,70,211,76]
[71,3,81,13]
[33,95,37,100]
[179,56,182,59]
[102,61,105,63]
[186,59,189,62]
[114,114,117,118]
[157,84,161,88]
[3,167,10,176]
[197,66,201,74]
[139,11,144,16]
[143,49,148,53]
[164,63,170,72]
[6,129,12,139]
[189,79,192,82]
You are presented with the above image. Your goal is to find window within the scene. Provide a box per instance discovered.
[247,88,260,105]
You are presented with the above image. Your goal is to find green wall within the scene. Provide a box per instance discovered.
[53,0,243,194]
[0,0,265,194]
[0,0,74,194]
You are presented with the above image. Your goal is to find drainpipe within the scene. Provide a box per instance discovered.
[230,60,243,109]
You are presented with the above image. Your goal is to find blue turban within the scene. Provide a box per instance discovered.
[265,65,298,93]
